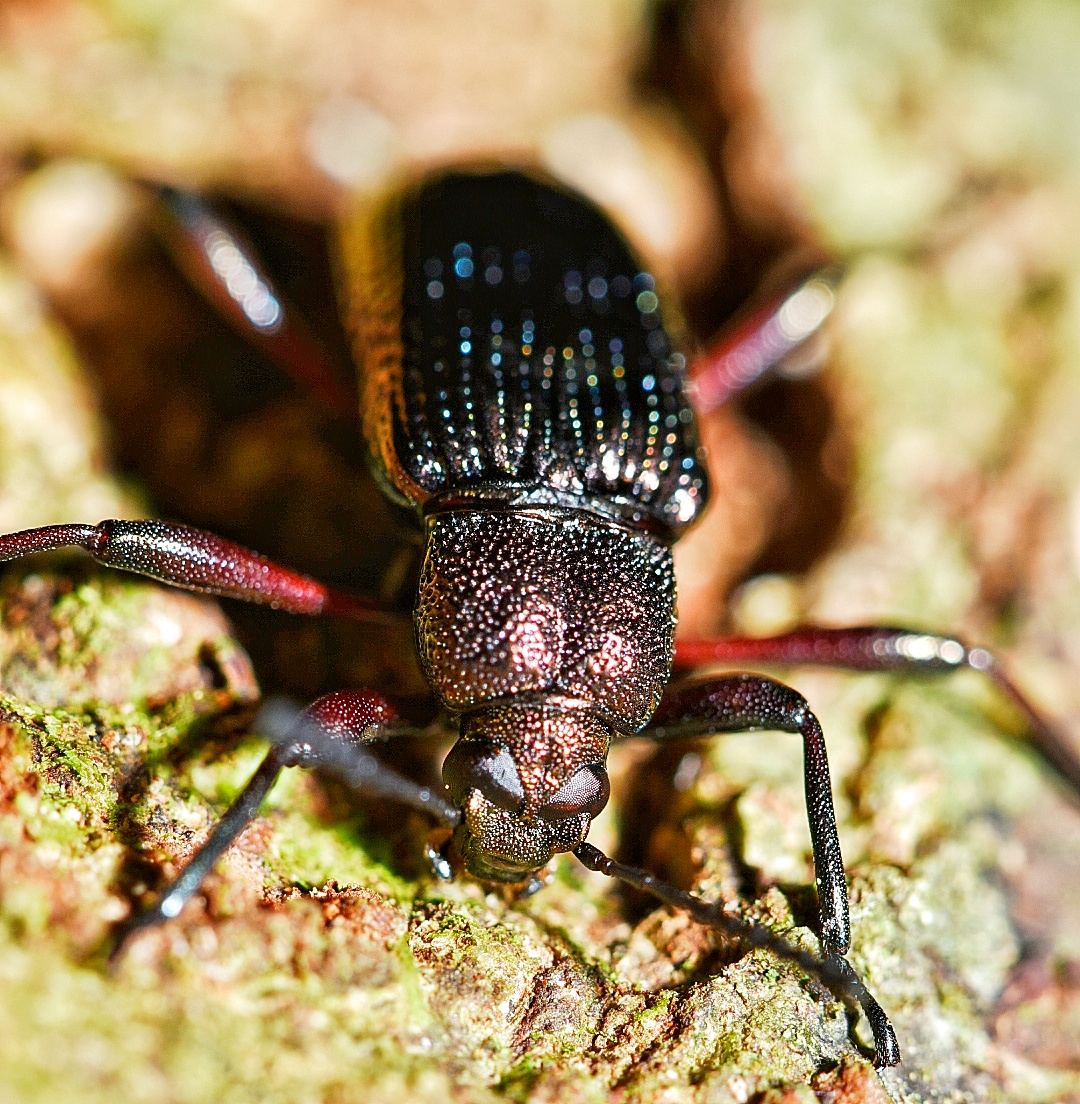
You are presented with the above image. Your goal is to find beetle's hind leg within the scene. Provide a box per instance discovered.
[113,691,460,955]
[618,673,900,1067]
[154,187,355,418]
[688,267,840,415]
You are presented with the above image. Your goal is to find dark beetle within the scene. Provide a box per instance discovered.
[347,169,705,884]
[5,165,1079,1069]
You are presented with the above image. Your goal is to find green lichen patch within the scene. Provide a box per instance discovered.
[0,569,259,712]
[854,680,1045,868]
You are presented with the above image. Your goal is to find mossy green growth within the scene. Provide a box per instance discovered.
[1,0,1080,1098]
[1,571,889,1104]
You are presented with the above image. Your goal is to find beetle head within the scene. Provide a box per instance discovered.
[442,702,612,883]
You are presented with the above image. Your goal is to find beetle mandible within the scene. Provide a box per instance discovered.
[3,166,1079,1069]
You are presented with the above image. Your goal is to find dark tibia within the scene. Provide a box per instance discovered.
[114,692,458,954]
[647,675,850,958]
[675,625,1080,799]
[0,519,396,621]
[114,744,290,950]
[155,187,355,418]
[574,842,900,1068]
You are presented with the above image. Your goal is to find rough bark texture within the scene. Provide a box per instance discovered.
[0,2,1078,1102]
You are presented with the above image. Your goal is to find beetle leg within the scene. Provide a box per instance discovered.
[115,692,457,952]
[424,834,455,882]
[631,672,900,1066]
[114,741,291,949]
[0,518,399,621]
[688,268,839,414]
[256,696,457,825]
[645,674,850,958]
[675,626,1080,799]
[574,841,900,1068]
[154,187,355,418]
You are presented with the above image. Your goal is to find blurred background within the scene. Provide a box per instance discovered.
[0,0,1079,1099]
[1,0,1078,695]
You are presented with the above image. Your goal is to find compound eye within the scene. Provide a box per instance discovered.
[442,740,525,813]
[539,764,610,822]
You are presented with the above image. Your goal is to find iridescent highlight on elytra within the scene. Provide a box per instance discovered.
[378,170,708,532]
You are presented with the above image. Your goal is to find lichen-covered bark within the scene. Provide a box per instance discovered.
[0,1,1078,1102]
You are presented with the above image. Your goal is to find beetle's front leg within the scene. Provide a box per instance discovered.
[115,690,459,952]
[646,674,850,957]
[0,518,395,620]
[638,672,899,1066]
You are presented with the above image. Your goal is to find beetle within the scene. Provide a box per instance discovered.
[1,165,1078,1070]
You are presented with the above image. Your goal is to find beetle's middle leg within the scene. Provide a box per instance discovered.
[0,518,397,621]
[116,690,459,950]
[675,625,1080,799]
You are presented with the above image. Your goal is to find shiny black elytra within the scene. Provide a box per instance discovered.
[5,167,1079,1070]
